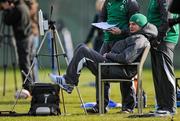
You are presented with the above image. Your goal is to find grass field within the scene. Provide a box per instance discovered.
[0,68,180,121]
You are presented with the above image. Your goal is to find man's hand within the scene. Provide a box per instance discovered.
[107,27,121,35]
[150,31,166,49]
[150,38,161,49]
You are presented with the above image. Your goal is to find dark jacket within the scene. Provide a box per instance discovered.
[106,23,157,64]
[103,23,157,78]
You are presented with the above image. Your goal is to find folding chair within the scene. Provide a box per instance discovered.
[98,45,150,115]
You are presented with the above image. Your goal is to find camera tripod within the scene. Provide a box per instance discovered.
[0,17,18,96]
[11,19,87,115]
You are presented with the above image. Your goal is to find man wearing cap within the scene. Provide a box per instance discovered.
[87,0,140,113]
[49,13,158,114]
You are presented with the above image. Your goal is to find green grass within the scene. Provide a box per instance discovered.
[0,68,180,121]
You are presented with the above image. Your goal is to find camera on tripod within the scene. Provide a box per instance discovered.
[38,9,48,36]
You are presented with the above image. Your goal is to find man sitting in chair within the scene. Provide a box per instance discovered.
[49,13,158,114]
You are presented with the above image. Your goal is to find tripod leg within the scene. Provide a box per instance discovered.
[9,38,18,91]
[55,30,69,64]
[52,30,66,114]
[12,64,18,91]
[60,89,66,114]
[75,86,87,115]
[3,65,7,96]
[3,42,8,96]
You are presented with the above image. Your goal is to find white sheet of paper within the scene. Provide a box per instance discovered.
[91,22,118,30]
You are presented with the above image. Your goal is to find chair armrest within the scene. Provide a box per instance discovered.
[99,62,139,66]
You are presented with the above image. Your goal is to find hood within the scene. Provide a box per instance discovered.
[139,23,158,40]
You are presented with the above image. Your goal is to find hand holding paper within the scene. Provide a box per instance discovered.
[91,22,118,30]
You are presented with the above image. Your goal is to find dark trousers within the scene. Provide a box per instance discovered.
[16,37,32,90]
[151,41,176,113]
[64,43,109,106]
[100,42,136,110]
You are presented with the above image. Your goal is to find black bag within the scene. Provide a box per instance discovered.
[28,83,60,116]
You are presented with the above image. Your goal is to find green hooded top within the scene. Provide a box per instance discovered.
[101,0,139,42]
[147,0,179,44]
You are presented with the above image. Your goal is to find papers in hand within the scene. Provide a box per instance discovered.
[91,22,118,30]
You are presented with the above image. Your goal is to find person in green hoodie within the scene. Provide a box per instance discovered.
[147,0,179,117]
[96,0,140,113]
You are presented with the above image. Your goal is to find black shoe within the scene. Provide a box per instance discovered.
[86,107,99,114]
[86,105,108,114]
[118,109,133,114]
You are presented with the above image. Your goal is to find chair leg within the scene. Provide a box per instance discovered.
[137,79,143,115]
[75,86,87,115]
[102,82,105,114]
[98,64,103,114]
[99,79,105,114]
[99,79,102,114]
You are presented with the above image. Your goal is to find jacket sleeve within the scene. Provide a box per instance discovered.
[106,38,146,64]
[157,0,169,40]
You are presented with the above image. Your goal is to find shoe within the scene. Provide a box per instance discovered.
[154,110,173,117]
[119,109,133,114]
[86,105,108,114]
[86,106,99,114]
[15,89,31,99]
[49,73,74,94]
[149,106,165,113]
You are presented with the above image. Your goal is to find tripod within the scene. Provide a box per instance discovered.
[0,17,18,96]
[11,19,87,115]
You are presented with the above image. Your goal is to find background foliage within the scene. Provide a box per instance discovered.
[0,0,179,68]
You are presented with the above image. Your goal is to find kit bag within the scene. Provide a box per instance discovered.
[28,83,60,116]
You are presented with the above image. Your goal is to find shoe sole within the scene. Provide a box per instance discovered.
[58,84,72,94]
[58,82,73,94]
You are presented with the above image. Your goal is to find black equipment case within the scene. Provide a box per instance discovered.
[28,83,60,116]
